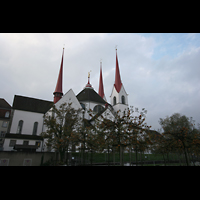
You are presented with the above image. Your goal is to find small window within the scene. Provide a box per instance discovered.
[2,121,8,128]
[36,141,41,147]
[17,120,23,134]
[122,95,125,104]
[9,140,16,147]
[5,111,9,118]
[23,141,29,145]
[32,122,38,135]
[80,103,85,110]
[113,96,116,106]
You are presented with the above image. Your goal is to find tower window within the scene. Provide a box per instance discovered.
[113,96,116,106]
[32,122,38,135]
[122,95,125,104]
[17,120,23,134]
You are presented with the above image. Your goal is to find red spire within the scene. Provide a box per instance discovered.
[98,61,105,99]
[53,48,64,103]
[114,49,122,93]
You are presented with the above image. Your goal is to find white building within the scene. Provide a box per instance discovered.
[3,48,129,152]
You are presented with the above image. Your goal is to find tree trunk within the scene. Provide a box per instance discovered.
[129,145,131,166]
[108,146,110,166]
[113,146,115,166]
[135,146,138,166]
[183,143,190,166]
[120,145,124,166]
[163,154,166,166]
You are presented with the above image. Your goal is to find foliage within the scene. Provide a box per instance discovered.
[41,102,82,164]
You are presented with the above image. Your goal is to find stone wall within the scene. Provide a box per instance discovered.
[0,151,56,166]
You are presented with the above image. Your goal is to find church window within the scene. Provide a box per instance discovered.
[113,96,116,105]
[93,105,104,114]
[122,95,125,104]
[5,111,9,118]
[80,103,85,110]
[32,122,38,135]
[17,120,23,134]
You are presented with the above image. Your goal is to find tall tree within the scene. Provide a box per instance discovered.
[41,102,82,165]
[159,113,197,166]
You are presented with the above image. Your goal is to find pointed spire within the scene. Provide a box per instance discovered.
[98,60,105,100]
[114,48,122,93]
[53,48,64,104]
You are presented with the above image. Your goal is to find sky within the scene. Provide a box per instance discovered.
[1,33,200,131]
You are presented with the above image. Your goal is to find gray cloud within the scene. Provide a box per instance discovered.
[1,33,200,131]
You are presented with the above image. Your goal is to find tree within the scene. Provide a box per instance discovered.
[159,113,198,166]
[93,106,151,166]
[41,102,82,165]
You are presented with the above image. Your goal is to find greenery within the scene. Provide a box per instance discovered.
[41,102,200,166]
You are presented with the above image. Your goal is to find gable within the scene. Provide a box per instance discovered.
[54,89,82,110]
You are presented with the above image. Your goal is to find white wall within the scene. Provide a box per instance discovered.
[10,109,44,135]
[54,89,82,111]
[3,138,43,151]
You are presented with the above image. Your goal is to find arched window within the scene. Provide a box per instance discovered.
[5,111,9,118]
[93,105,104,114]
[113,96,116,105]
[17,120,23,134]
[121,95,125,104]
[32,122,38,135]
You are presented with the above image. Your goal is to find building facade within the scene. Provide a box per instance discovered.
[0,99,11,150]
[3,48,128,152]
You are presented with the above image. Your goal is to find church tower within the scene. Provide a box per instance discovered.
[53,48,64,104]
[110,48,128,113]
[98,60,106,101]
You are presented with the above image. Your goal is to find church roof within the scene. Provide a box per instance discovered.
[76,88,107,104]
[114,49,122,93]
[0,98,11,109]
[53,48,64,98]
[12,95,53,114]
[98,61,105,99]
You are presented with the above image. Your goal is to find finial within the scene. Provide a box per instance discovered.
[63,44,65,49]
[88,70,92,78]
[100,58,102,63]
[115,45,118,51]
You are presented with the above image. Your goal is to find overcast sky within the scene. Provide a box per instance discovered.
[1,33,200,131]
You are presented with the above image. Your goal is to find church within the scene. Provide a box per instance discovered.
[3,48,129,152]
